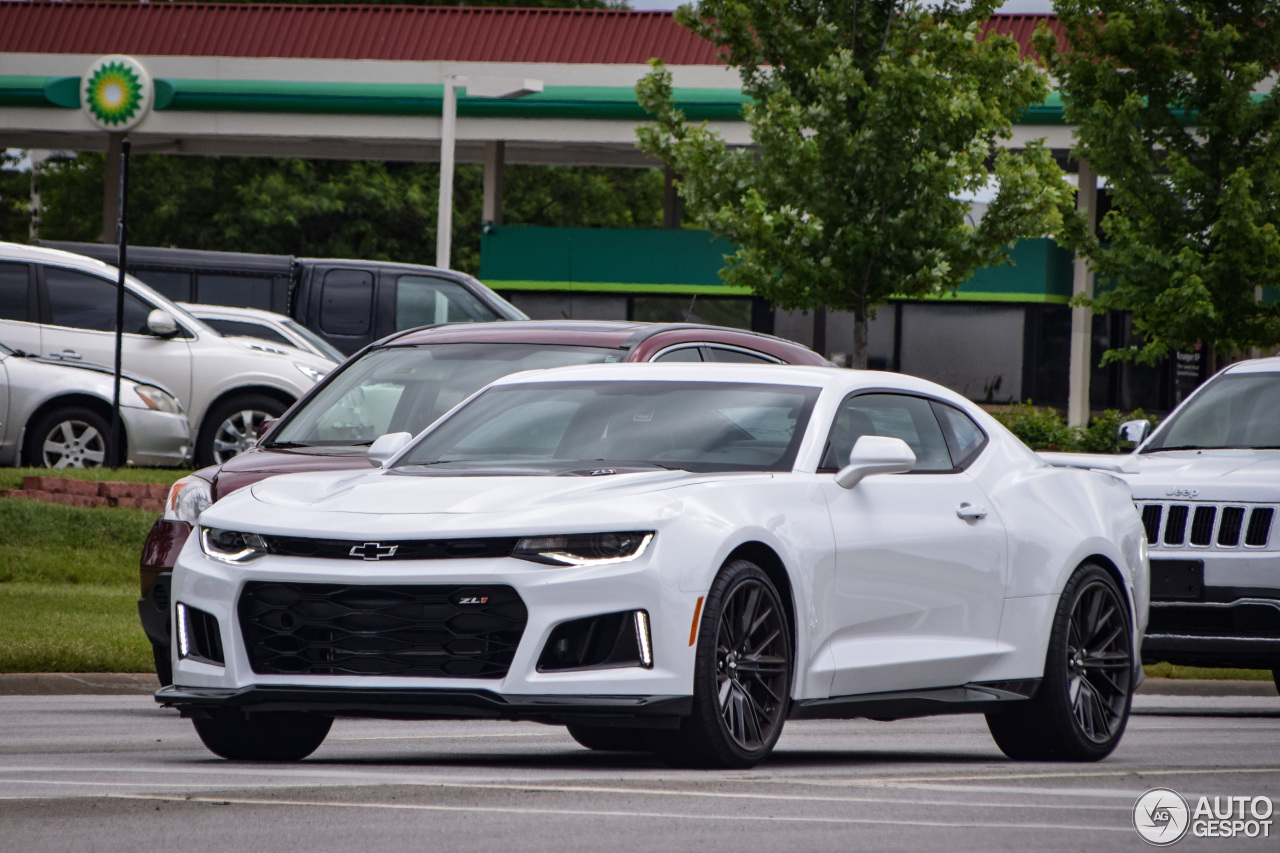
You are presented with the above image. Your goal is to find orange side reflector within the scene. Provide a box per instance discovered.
[688,596,705,647]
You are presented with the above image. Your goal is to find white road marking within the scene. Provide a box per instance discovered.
[105,793,1133,832]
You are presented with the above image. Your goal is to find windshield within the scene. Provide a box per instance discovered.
[1145,373,1280,451]
[392,380,820,474]
[268,343,625,446]
[283,319,345,362]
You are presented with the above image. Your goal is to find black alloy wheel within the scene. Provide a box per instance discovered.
[987,563,1134,761]
[651,559,792,768]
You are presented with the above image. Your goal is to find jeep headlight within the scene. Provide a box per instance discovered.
[511,532,653,567]
[199,527,269,563]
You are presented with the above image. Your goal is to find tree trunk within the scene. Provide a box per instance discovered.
[850,293,869,369]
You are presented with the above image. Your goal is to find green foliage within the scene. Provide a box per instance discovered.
[31,154,664,276]
[0,151,31,243]
[1040,1,1280,366]
[0,583,151,672]
[0,500,157,586]
[636,0,1074,366]
[991,402,1157,453]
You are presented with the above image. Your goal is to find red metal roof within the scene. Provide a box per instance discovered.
[0,3,1059,65]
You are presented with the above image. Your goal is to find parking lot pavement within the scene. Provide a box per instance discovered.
[1,691,1277,853]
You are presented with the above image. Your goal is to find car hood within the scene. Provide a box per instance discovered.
[210,446,372,501]
[1116,450,1280,503]
[200,467,772,539]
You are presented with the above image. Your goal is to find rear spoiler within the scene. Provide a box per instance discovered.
[1038,452,1139,475]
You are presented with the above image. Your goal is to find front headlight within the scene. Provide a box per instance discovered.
[132,384,184,414]
[511,532,654,567]
[199,527,269,563]
[163,475,212,525]
[295,362,329,384]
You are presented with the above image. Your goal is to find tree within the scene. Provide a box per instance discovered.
[636,0,1073,367]
[1040,1,1280,371]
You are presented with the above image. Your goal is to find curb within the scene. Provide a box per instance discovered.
[1137,678,1278,698]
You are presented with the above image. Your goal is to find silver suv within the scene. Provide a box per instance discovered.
[0,244,336,466]
[1112,357,1280,690]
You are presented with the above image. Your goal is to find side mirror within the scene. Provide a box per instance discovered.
[146,309,179,338]
[256,418,277,440]
[1117,419,1151,447]
[835,435,917,489]
[367,431,412,468]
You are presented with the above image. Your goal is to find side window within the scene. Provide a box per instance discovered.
[320,270,374,336]
[821,393,954,473]
[196,274,273,310]
[44,266,153,334]
[133,269,191,303]
[931,402,988,469]
[395,275,498,330]
[202,318,293,348]
[705,346,777,364]
[0,262,30,321]
[652,346,702,363]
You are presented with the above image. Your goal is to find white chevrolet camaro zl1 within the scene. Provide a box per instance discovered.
[160,363,1149,768]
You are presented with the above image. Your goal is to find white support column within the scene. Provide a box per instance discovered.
[1067,158,1098,427]
[435,76,459,270]
[482,140,505,226]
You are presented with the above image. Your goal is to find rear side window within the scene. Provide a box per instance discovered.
[651,346,702,363]
[931,402,988,468]
[706,346,778,364]
[44,266,153,334]
[0,262,30,321]
[197,274,272,310]
[395,275,498,329]
[320,270,373,336]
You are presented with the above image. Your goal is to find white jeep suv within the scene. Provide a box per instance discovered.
[1110,357,1280,690]
[0,243,335,466]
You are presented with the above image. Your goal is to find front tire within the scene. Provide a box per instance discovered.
[651,559,792,769]
[192,710,332,761]
[195,393,287,467]
[987,563,1134,761]
[24,406,114,468]
[565,724,651,752]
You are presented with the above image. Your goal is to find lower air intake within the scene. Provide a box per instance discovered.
[238,582,527,678]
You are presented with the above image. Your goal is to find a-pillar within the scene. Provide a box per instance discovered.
[100,132,125,244]
[483,141,505,227]
[1067,158,1098,427]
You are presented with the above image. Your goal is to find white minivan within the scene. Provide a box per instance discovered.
[0,243,336,466]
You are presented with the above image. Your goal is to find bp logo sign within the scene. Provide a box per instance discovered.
[83,55,152,131]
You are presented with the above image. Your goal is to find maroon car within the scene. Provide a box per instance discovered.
[139,320,826,682]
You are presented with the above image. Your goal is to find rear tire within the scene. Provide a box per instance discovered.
[565,724,651,752]
[192,710,332,761]
[650,559,792,769]
[986,563,1134,761]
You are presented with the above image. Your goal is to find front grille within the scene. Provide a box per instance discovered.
[1137,502,1276,550]
[259,535,519,561]
[238,582,527,678]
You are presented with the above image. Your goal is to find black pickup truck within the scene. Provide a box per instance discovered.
[42,242,526,355]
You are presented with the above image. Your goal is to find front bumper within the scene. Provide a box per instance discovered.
[155,684,690,727]
[1143,592,1280,669]
[121,406,190,467]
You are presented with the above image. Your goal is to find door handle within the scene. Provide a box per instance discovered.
[956,502,988,520]
[53,349,82,361]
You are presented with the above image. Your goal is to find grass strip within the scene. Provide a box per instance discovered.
[0,466,192,491]
[0,583,150,672]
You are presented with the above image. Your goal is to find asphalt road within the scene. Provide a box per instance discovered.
[1,688,1278,853]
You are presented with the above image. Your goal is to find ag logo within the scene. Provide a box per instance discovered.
[1134,788,1191,845]
[83,55,152,131]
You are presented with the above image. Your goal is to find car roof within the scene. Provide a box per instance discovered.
[1223,356,1280,375]
[2,240,127,278]
[379,319,809,351]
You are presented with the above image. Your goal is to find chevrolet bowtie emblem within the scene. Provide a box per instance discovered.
[350,542,398,561]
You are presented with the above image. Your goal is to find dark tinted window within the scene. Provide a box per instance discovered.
[133,269,191,302]
[822,393,953,472]
[0,262,29,321]
[394,275,498,329]
[201,318,294,348]
[197,274,272,310]
[706,346,776,364]
[651,346,702,363]
[320,270,373,336]
[932,402,987,468]
[44,266,153,334]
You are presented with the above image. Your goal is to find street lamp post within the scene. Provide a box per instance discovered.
[436,75,542,270]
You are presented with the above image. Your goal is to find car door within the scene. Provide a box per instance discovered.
[817,392,1008,697]
[37,264,194,410]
